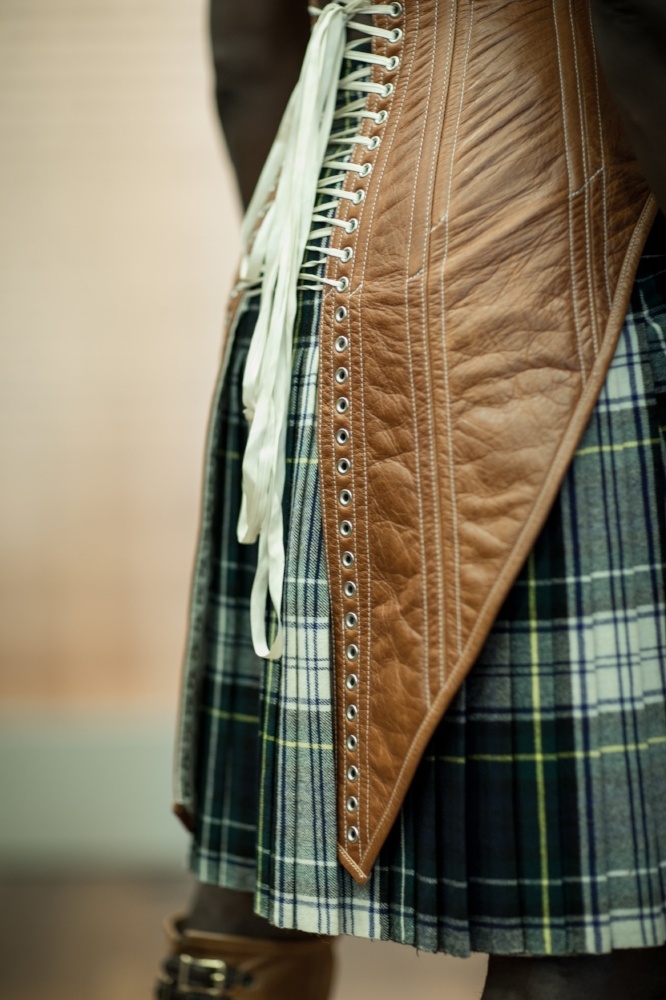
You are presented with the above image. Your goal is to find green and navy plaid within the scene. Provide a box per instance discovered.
[183,215,666,957]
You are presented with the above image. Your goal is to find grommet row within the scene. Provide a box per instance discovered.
[332,3,403,851]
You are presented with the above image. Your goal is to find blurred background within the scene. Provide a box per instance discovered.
[0,1,485,997]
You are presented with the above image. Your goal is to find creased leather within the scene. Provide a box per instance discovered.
[317,0,656,884]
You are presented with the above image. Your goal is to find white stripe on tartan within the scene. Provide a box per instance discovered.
[189,235,666,955]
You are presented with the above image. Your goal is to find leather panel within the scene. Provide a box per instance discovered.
[317,0,655,883]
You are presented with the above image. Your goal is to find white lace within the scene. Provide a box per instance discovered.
[236,0,400,660]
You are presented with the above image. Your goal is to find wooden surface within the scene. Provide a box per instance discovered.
[0,0,240,706]
[0,873,487,1000]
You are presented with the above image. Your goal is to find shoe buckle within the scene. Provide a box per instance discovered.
[177,953,228,997]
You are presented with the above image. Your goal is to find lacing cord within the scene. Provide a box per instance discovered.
[236,0,401,660]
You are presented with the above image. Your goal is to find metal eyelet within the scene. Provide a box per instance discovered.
[340,489,352,506]
[359,162,372,178]
[353,189,365,204]
[342,551,355,568]
[347,826,359,842]
[390,2,403,16]
[376,110,388,124]
[346,218,358,234]
[346,644,359,661]
[390,27,403,42]
[346,796,359,813]
[344,580,357,598]
[336,397,349,414]
[346,673,358,691]
[337,457,351,475]
[347,764,359,781]
[336,367,349,384]
[335,336,348,353]
[346,704,358,721]
[336,428,349,446]
[337,275,349,292]
[368,135,381,151]
[340,520,353,537]
[387,56,400,71]
[382,83,395,98]
[341,247,353,262]
[335,305,347,322]
[346,733,358,752]
[345,611,358,629]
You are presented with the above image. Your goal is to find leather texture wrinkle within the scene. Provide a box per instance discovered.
[318,0,655,885]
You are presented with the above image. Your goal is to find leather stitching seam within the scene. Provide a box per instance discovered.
[437,1,473,657]
[401,0,433,710]
[567,0,599,357]
[587,0,612,310]
[350,1,413,850]
[552,0,588,386]
[420,0,452,689]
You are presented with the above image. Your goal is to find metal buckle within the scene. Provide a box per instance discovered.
[177,954,228,998]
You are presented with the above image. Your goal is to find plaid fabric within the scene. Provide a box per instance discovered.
[186,215,666,957]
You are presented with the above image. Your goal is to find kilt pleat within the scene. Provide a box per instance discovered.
[186,215,666,956]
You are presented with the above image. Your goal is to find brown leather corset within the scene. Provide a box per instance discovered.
[317,0,656,883]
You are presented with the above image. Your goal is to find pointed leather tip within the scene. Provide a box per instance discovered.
[337,844,370,885]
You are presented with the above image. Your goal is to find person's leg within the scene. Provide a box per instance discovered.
[185,882,312,940]
[482,945,666,1000]
[156,884,335,1000]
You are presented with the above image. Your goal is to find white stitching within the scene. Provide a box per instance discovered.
[587,0,611,310]
[552,0,588,386]
[352,0,416,846]
[437,1,474,656]
[567,0,598,357]
[569,164,603,200]
[329,5,403,855]
[419,0,454,688]
[401,0,435,709]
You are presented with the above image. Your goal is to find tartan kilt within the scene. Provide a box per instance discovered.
[182,214,666,957]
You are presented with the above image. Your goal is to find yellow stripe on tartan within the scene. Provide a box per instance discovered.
[424,735,666,765]
[205,706,260,724]
[575,436,660,458]
[256,657,274,866]
[528,551,552,954]
[263,733,334,751]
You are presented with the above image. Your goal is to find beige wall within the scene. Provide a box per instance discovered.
[0,0,241,707]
